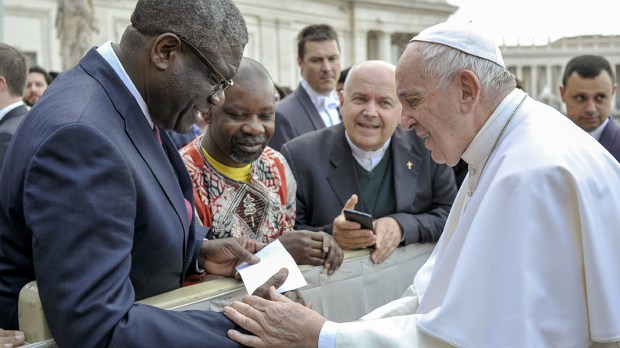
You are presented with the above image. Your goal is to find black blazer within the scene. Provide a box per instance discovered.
[281,124,457,244]
[599,116,620,162]
[0,48,242,347]
[0,103,28,170]
[269,84,327,151]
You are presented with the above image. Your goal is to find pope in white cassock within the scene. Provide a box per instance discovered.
[222,21,620,348]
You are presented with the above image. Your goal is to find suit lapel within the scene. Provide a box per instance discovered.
[326,126,364,209]
[0,104,28,125]
[599,117,620,149]
[79,49,190,239]
[391,128,421,210]
[295,86,327,130]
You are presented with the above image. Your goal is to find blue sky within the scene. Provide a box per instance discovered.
[446,0,620,46]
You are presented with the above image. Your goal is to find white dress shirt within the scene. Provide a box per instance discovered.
[97,41,154,128]
[301,80,340,127]
[0,101,25,123]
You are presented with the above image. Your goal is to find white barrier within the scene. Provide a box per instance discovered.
[19,243,435,347]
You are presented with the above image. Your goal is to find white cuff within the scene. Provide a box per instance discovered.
[195,259,204,273]
[195,238,208,273]
[318,320,339,348]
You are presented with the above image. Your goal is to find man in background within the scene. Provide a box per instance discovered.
[181,57,343,276]
[560,54,620,161]
[269,24,342,150]
[0,43,28,169]
[23,66,51,107]
[281,60,455,265]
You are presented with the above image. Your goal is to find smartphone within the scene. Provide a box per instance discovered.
[343,209,374,231]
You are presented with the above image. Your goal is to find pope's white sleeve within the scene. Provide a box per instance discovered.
[361,283,419,321]
[333,315,454,348]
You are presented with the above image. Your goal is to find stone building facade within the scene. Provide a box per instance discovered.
[0,0,456,90]
[2,0,618,114]
[503,35,620,114]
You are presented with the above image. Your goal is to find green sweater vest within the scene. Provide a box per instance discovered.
[354,147,396,217]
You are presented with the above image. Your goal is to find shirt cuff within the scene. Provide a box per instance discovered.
[195,260,204,273]
[318,321,339,348]
[195,238,208,273]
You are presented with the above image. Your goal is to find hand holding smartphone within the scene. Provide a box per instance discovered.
[343,209,374,231]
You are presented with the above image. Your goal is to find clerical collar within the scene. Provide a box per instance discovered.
[589,117,609,141]
[462,89,528,195]
[345,131,391,172]
[97,41,153,129]
[201,145,252,183]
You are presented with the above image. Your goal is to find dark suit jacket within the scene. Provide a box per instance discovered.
[0,48,242,347]
[0,103,28,170]
[281,125,457,244]
[599,116,620,162]
[269,84,327,151]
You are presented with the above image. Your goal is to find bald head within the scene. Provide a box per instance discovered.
[339,60,401,152]
[343,60,396,96]
[203,57,276,167]
[233,57,273,86]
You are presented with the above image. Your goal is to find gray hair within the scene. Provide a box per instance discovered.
[130,0,248,58]
[411,42,516,102]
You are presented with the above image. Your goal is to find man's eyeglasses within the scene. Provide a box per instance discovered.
[178,36,234,97]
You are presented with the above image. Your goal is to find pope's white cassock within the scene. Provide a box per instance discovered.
[320,89,620,347]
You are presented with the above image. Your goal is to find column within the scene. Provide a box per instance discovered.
[516,65,523,88]
[546,65,552,93]
[352,29,368,64]
[276,19,295,90]
[529,65,538,100]
[377,31,392,63]
[259,18,278,82]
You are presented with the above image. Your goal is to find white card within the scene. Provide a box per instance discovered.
[236,239,307,295]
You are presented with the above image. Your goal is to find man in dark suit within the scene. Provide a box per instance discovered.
[0,1,278,347]
[599,116,620,161]
[281,61,457,264]
[560,54,620,162]
[269,24,342,151]
[0,43,29,171]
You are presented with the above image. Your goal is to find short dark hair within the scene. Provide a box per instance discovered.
[338,66,351,85]
[0,43,27,96]
[562,55,615,86]
[29,66,52,85]
[236,57,273,83]
[130,0,248,59]
[296,24,339,60]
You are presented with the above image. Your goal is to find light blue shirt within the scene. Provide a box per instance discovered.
[96,41,154,128]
